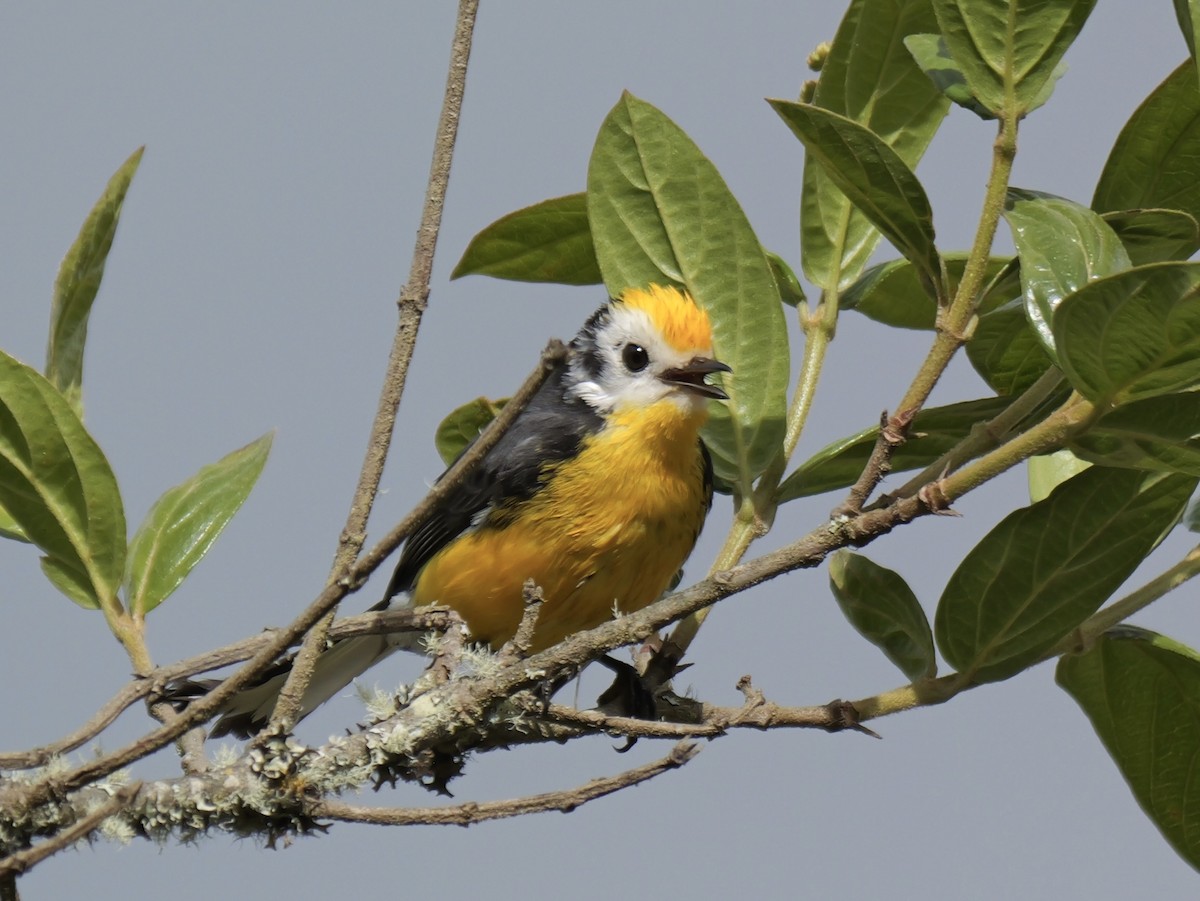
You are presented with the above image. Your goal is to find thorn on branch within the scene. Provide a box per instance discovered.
[835,407,917,517]
[917,480,957,516]
[821,699,881,739]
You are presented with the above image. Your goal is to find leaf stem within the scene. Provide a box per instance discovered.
[881,365,1066,504]
[668,293,839,653]
[1063,543,1200,648]
[896,113,1019,421]
[856,541,1200,723]
[936,391,1096,502]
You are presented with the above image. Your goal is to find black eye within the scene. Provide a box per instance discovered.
[621,342,650,373]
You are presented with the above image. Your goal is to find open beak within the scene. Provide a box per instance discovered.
[661,357,732,400]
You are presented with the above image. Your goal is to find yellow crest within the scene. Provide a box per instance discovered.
[616,284,715,356]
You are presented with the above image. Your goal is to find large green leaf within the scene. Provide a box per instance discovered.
[1103,209,1200,267]
[451,193,601,286]
[780,395,1013,501]
[842,254,1009,329]
[1058,626,1200,870]
[931,0,1098,118]
[434,396,508,466]
[587,92,788,490]
[828,551,936,681]
[46,147,144,416]
[0,351,126,609]
[125,433,272,615]
[1005,190,1131,359]
[1070,393,1200,477]
[1094,61,1200,222]
[1054,263,1200,406]
[773,101,942,292]
[935,468,1195,684]
[800,0,949,292]
[965,298,1055,396]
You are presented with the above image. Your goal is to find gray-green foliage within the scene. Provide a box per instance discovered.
[445,0,1200,870]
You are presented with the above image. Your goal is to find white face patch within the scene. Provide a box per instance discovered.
[567,304,714,415]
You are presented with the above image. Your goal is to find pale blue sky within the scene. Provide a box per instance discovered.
[2,3,1196,898]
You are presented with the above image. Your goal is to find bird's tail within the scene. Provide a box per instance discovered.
[183,629,424,739]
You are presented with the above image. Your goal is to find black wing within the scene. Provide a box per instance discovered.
[377,365,602,606]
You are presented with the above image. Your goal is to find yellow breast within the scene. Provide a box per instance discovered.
[412,399,711,650]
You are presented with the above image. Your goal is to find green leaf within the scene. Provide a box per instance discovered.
[1069,393,1200,477]
[1094,61,1200,223]
[935,468,1196,684]
[965,298,1056,396]
[800,0,949,292]
[40,556,99,609]
[905,32,994,117]
[1058,626,1200,870]
[931,0,1097,118]
[46,147,144,416]
[125,433,272,616]
[434,396,508,467]
[451,193,601,286]
[0,350,126,610]
[773,101,942,292]
[1027,448,1091,503]
[1174,0,1200,87]
[780,395,1011,501]
[828,550,936,681]
[1054,262,1200,406]
[1103,209,1200,267]
[1176,0,1200,60]
[842,254,1010,330]
[0,501,30,543]
[587,92,789,490]
[1004,189,1131,359]
[766,251,806,308]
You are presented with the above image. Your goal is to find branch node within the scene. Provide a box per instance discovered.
[822,699,881,739]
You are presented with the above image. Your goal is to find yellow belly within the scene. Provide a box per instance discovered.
[411,399,710,651]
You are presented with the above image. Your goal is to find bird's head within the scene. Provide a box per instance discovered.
[566,284,730,418]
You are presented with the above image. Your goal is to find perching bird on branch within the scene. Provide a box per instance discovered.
[191,284,729,738]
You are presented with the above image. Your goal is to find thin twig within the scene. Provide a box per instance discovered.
[272,0,482,735]
[871,365,1066,510]
[835,407,918,516]
[0,609,457,771]
[541,697,863,739]
[310,742,699,826]
[0,781,141,878]
[496,581,545,665]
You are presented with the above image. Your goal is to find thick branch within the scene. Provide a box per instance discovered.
[0,782,141,878]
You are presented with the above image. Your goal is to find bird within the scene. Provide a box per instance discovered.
[199,283,730,738]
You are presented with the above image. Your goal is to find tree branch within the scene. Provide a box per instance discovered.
[0,609,458,770]
[309,742,699,826]
[0,781,141,878]
[272,0,482,736]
